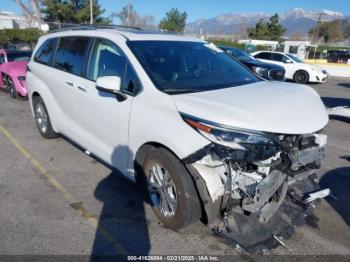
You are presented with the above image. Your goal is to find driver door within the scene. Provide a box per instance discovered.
[74,38,135,176]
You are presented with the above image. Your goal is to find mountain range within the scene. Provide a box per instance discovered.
[186,8,347,36]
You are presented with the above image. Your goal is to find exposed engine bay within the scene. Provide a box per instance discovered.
[184,131,329,253]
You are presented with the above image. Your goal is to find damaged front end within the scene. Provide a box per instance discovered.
[182,114,329,253]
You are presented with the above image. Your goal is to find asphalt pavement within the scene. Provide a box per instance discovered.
[0,77,349,257]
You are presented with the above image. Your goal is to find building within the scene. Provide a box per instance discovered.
[237,39,279,50]
[0,11,48,31]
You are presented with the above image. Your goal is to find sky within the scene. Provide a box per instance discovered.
[1,0,350,23]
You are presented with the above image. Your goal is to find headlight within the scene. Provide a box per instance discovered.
[252,66,268,76]
[182,114,277,150]
[17,76,26,87]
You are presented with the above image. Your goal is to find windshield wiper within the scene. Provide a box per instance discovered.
[163,89,201,94]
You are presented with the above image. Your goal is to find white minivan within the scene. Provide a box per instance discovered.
[27,26,329,253]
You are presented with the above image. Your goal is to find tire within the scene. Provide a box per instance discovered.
[8,77,18,99]
[2,75,10,93]
[33,96,58,139]
[143,148,201,230]
[293,70,309,84]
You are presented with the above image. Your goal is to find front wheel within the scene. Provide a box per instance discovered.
[33,96,58,139]
[143,148,201,230]
[293,70,309,84]
[8,77,18,99]
[2,75,10,93]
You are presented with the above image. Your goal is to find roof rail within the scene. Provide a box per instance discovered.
[50,24,141,33]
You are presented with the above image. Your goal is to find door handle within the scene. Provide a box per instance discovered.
[77,85,87,92]
[65,81,74,87]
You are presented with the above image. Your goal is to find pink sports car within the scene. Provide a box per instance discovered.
[0,49,32,99]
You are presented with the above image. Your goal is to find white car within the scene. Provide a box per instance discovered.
[252,51,328,84]
[27,26,329,253]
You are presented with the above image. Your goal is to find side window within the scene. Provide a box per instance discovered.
[272,53,288,63]
[54,37,90,76]
[34,38,58,65]
[87,39,126,81]
[0,54,5,64]
[255,52,271,60]
[122,63,141,95]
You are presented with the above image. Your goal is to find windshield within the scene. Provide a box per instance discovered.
[224,47,254,60]
[7,51,32,62]
[128,41,258,94]
[286,53,303,63]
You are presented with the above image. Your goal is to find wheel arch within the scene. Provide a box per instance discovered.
[134,141,209,222]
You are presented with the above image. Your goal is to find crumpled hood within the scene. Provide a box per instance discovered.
[173,81,328,134]
[0,61,27,77]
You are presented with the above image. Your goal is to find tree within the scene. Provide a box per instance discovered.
[309,20,345,43]
[0,28,41,48]
[247,19,269,40]
[111,4,155,29]
[41,0,110,25]
[159,8,187,33]
[13,0,42,27]
[247,14,286,40]
[267,14,286,41]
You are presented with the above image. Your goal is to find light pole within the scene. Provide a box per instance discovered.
[90,0,93,24]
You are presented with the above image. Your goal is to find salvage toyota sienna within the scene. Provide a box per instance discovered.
[27,26,330,253]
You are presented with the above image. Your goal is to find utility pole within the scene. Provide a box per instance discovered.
[313,13,325,44]
[90,0,93,24]
[312,13,325,60]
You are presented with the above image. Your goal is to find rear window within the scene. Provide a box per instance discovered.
[34,38,58,65]
[7,51,32,62]
[54,37,91,76]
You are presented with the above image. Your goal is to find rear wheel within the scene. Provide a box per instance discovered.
[143,148,201,230]
[293,70,309,84]
[33,96,58,139]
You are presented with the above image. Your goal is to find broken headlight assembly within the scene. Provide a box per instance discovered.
[181,113,279,161]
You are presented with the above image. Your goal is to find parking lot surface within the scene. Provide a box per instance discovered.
[0,77,349,256]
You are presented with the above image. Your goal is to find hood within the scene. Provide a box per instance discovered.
[173,81,328,134]
[240,58,285,70]
[309,64,325,71]
[0,61,27,77]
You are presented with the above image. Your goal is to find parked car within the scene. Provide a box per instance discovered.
[326,50,350,63]
[27,26,329,253]
[252,51,328,84]
[219,46,285,81]
[0,49,32,98]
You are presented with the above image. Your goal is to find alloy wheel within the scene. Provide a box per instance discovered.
[148,163,177,218]
[35,103,48,134]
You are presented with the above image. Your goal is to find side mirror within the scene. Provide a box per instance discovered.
[96,76,127,102]
[284,59,293,64]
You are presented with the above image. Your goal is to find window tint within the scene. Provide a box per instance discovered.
[255,52,271,60]
[54,37,90,75]
[272,53,288,63]
[87,39,126,81]
[0,54,4,64]
[122,63,141,95]
[34,38,58,65]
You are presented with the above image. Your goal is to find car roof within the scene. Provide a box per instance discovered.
[40,26,205,43]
